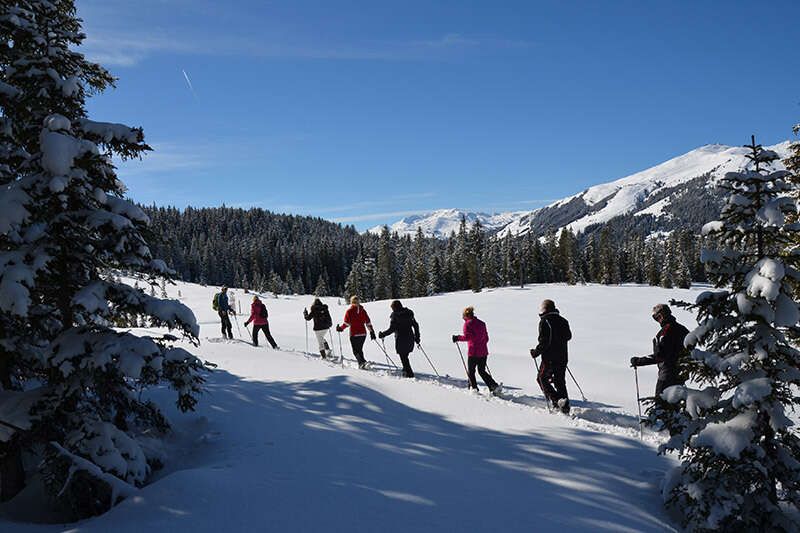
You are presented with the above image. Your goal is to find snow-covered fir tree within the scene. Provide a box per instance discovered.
[0,0,206,516]
[657,137,800,531]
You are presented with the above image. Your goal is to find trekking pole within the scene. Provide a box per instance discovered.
[374,339,398,369]
[417,343,440,377]
[566,365,587,402]
[454,342,470,385]
[337,330,344,367]
[634,366,644,440]
[231,312,242,337]
[305,318,309,354]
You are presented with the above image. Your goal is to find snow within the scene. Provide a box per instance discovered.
[634,197,671,218]
[0,389,44,442]
[701,220,724,235]
[368,208,530,238]
[39,128,97,177]
[0,184,31,235]
[78,119,142,145]
[1,280,713,531]
[732,378,772,409]
[745,258,784,301]
[693,410,757,459]
[395,141,792,239]
[661,385,719,419]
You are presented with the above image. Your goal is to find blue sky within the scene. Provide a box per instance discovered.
[80,0,800,230]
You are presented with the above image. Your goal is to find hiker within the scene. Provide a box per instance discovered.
[244,295,278,349]
[304,298,334,359]
[336,296,376,369]
[630,303,690,396]
[378,300,421,378]
[213,286,234,339]
[452,306,501,394]
[530,299,572,414]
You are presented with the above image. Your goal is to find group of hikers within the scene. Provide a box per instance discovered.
[214,286,690,416]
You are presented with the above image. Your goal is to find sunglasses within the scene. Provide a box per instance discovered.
[652,312,662,321]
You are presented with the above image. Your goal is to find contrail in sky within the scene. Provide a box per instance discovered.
[182,69,198,101]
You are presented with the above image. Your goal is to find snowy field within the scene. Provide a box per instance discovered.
[1,281,707,532]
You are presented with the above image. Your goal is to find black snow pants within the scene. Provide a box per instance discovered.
[253,323,278,348]
[350,335,367,366]
[219,311,233,339]
[538,359,568,405]
[398,351,414,378]
[468,356,498,391]
[655,374,684,396]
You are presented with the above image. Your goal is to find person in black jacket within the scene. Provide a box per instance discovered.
[631,304,690,396]
[304,298,334,359]
[378,300,420,378]
[530,299,572,414]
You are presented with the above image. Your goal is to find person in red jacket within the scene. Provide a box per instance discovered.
[336,295,375,369]
[452,306,501,394]
[244,295,278,349]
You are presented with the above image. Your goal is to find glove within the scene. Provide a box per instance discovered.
[370,330,376,341]
[414,336,420,345]
[452,335,460,343]
[303,309,308,318]
[378,331,386,339]
[335,324,343,332]
[530,348,538,358]
[244,320,251,327]
[630,356,642,367]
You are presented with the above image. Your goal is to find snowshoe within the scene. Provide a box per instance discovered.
[491,383,504,397]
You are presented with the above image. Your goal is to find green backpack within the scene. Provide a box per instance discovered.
[212,293,220,311]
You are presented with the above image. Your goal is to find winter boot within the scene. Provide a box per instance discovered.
[557,398,570,415]
[491,384,504,397]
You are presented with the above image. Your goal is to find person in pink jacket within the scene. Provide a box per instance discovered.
[452,306,501,394]
[244,295,278,349]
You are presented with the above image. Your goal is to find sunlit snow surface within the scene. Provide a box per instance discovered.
[2,280,708,532]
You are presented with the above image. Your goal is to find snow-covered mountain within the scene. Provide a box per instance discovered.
[498,141,791,237]
[375,141,791,239]
[368,208,529,238]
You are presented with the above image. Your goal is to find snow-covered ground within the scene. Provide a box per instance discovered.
[1,281,706,532]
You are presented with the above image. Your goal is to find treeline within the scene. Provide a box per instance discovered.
[345,219,705,301]
[142,205,362,295]
[142,205,707,299]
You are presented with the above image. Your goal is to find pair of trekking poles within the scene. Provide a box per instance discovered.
[452,341,587,408]
[308,322,441,376]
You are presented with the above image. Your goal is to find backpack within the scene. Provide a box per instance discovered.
[212,293,220,311]
[258,302,268,319]
[319,306,333,330]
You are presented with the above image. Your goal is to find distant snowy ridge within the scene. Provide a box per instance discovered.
[367,208,529,238]
[499,141,791,237]
[373,141,791,239]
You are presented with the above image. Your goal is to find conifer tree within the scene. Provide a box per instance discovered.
[427,255,442,295]
[413,227,428,297]
[658,137,800,531]
[0,0,205,515]
[467,220,484,292]
[374,227,393,300]
[314,274,329,296]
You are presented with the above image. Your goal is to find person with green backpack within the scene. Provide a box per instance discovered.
[212,286,234,339]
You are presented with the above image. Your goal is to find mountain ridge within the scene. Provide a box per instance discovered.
[371,141,791,239]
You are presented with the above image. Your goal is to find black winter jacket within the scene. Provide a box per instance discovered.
[534,310,572,365]
[380,307,420,355]
[304,301,333,331]
[636,316,689,381]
